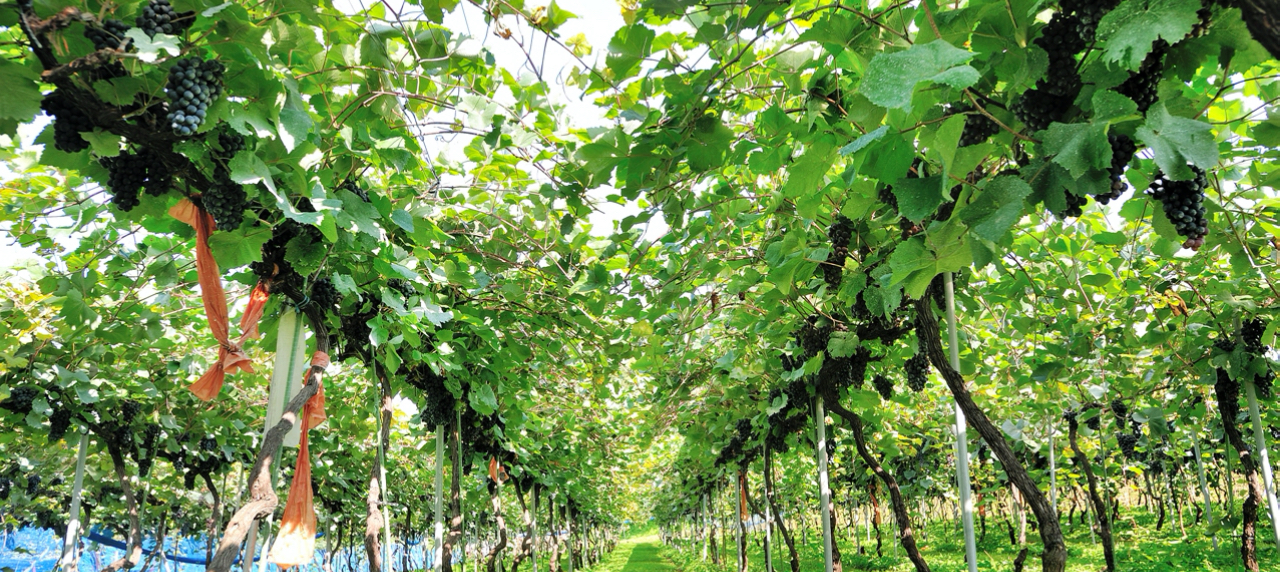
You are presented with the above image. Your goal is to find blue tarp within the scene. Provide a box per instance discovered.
[0,527,461,572]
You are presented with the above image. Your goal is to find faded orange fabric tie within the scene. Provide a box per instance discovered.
[238,282,271,341]
[170,199,254,400]
[268,351,329,569]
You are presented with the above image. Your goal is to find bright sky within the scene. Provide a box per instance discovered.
[332,0,667,241]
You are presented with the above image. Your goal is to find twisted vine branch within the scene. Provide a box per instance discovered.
[206,302,328,572]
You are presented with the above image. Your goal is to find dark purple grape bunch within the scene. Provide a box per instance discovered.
[101,151,152,211]
[136,0,195,38]
[1242,318,1267,355]
[165,57,224,136]
[1117,40,1169,114]
[1097,135,1137,205]
[84,19,130,50]
[1117,433,1138,459]
[41,91,94,153]
[1055,191,1088,219]
[338,179,371,203]
[872,374,894,401]
[1146,167,1209,250]
[823,215,853,289]
[955,105,1000,147]
[905,354,929,392]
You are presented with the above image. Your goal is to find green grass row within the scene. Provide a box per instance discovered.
[659,510,1277,572]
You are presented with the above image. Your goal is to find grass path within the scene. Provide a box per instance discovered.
[592,535,680,572]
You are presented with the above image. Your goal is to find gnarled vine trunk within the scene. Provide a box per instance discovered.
[101,445,142,572]
[548,493,561,572]
[1066,421,1113,571]
[1236,0,1280,60]
[827,401,930,572]
[484,478,509,572]
[737,469,747,572]
[510,484,535,572]
[442,412,463,572]
[206,305,329,572]
[1215,372,1263,572]
[200,472,222,564]
[764,447,799,572]
[364,373,393,572]
[915,297,1067,572]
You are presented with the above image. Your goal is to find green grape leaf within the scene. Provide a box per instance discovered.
[860,40,979,110]
[828,331,861,358]
[207,225,272,269]
[889,220,971,298]
[58,290,97,327]
[1091,90,1139,122]
[1253,115,1280,147]
[81,130,123,157]
[781,139,837,202]
[1043,122,1111,178]
[1135,103,1218,181]
[891,175,947,222]
[276,88,313,152]
[1096,0,1200,69]
[839,125,889,156]
[931,114,966,174]
[93,77,147,107]
[470,382,499,415]
[606,24,655,78]
[229,153,319,225]
[0,59,42,125]
[687,114,733,171]
[958,175,1033,242]
[389,209,415,233]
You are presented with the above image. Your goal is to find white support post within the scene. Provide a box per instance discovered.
[1244,379,1280,547]
[815,396,833,572]
[945,273,979,572]
[701,494,708,562]
[566,494,575,572]
[59,433,89,569]
[532,487,539,572]
[1192,436,1216,549]
[246,306,309,572]
[435,425,445,570]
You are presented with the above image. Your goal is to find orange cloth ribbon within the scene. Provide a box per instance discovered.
[489,457,509,484]
[238,282,271,341]
[268,351,329,570]
[171,199,256,401]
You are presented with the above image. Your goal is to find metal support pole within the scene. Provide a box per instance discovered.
[816,396,833,572]
[945,273,979,572]
[1192,436,1216,548]
[701,494,709,562]
[435,425,445,570]
[250,307,308,572]
[532,486,539,572]
[566,494,575,572]
[59,433,89,569]
[1245,379,1280,547]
